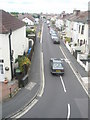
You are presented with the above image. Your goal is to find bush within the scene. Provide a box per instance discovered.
[26,29,36,37]
[74,43,77,46]
[88,54,90,58]
[65,37,71,43]
[16,56,31,73]
[51,20,55,25]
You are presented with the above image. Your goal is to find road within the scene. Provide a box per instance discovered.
[21,22,90,119]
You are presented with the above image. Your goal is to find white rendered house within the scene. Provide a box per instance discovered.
[0,10,28,82]
[22,17,34,26]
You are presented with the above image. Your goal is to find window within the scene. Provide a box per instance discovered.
[80,40,83,46]
[79,25,81,33]
[0,64,4,74]
[81,25,84,34]
[84,39,85,44]
[78,39,79,44]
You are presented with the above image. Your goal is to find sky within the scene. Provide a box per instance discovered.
[0,0,89,14]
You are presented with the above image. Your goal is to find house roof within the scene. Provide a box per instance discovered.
[74,11,88,23]
[66,11,89,24]
[18,14,35,22]
[0,10,25,34]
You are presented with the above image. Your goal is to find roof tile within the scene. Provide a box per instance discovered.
[0,10,25,34]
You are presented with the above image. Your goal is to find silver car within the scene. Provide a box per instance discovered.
[51,34,60,44]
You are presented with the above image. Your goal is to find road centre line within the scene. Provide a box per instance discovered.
[59,46,90,98]
[67,104,71,120]
[60,76,67,93]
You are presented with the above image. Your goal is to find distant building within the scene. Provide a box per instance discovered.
[18,13,35,26]
[34,18,39,24]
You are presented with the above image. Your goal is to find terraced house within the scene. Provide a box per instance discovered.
[0,10,28,82]
[55,10,90,72]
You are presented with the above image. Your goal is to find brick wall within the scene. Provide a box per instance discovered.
[0,80,19,101]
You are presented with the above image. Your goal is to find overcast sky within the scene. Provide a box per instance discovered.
[0,0,89,14]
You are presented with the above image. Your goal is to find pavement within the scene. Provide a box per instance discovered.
[0,80,18,102]
[59,34,90,96]
[2,24,90,119]
[54,27,89,92]
[2,25,42,119]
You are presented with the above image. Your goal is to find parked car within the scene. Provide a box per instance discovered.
[50,58,64,75]
[51,33,57,39]
[49,28,55,35]
[48,24,50,28]
[52,36,60,44]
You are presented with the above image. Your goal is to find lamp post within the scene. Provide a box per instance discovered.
[9,29,13,80]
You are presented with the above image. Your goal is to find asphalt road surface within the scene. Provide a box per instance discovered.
[21,22,89,119]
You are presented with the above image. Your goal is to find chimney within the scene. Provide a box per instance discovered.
[73,10,80,16]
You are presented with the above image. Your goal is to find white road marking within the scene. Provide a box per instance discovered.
[25,82,36,90]
[11,25,45,119]
[40,24,43,44]
[60,76,67,93]
[11,99,38,119]
[65,59,70,64]
[59,46,67,59]
[67,104,71,120]
[37,23,45,97]
[68,62,89,97]
[59,46,90,98]
[37,52,45,97]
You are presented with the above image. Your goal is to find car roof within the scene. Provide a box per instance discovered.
[50,58,62,62]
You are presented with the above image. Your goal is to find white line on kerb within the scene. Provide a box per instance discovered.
[60,76,67,93]
[40,24,43,44]
[67,104,71,120]
[59,46,67,59]
[11,99,38,119]
[38,52,45,97]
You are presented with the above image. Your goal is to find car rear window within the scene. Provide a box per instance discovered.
[53,62,63,69]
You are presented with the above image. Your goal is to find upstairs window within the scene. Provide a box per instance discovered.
[81,25,84,34]
[79,25,81,33]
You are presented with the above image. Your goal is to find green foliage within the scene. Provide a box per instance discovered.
[22,13,25,15]
[15,58,18,63]
[43,16,46,19]
[10,12,19,17]
[17,56,31,72]
[32,14,40,18]
[18,56,31,72]
[74,43,77,46]
[26,29,36,37]
[52,21,55,25]
[65,37,71,43]
[88,54,90,58]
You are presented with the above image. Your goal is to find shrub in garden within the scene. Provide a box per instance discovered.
[65,37,71,43]
[15,56,31,73]
[26,29,36,37]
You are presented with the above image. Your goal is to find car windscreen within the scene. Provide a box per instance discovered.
[53,62,63,69]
